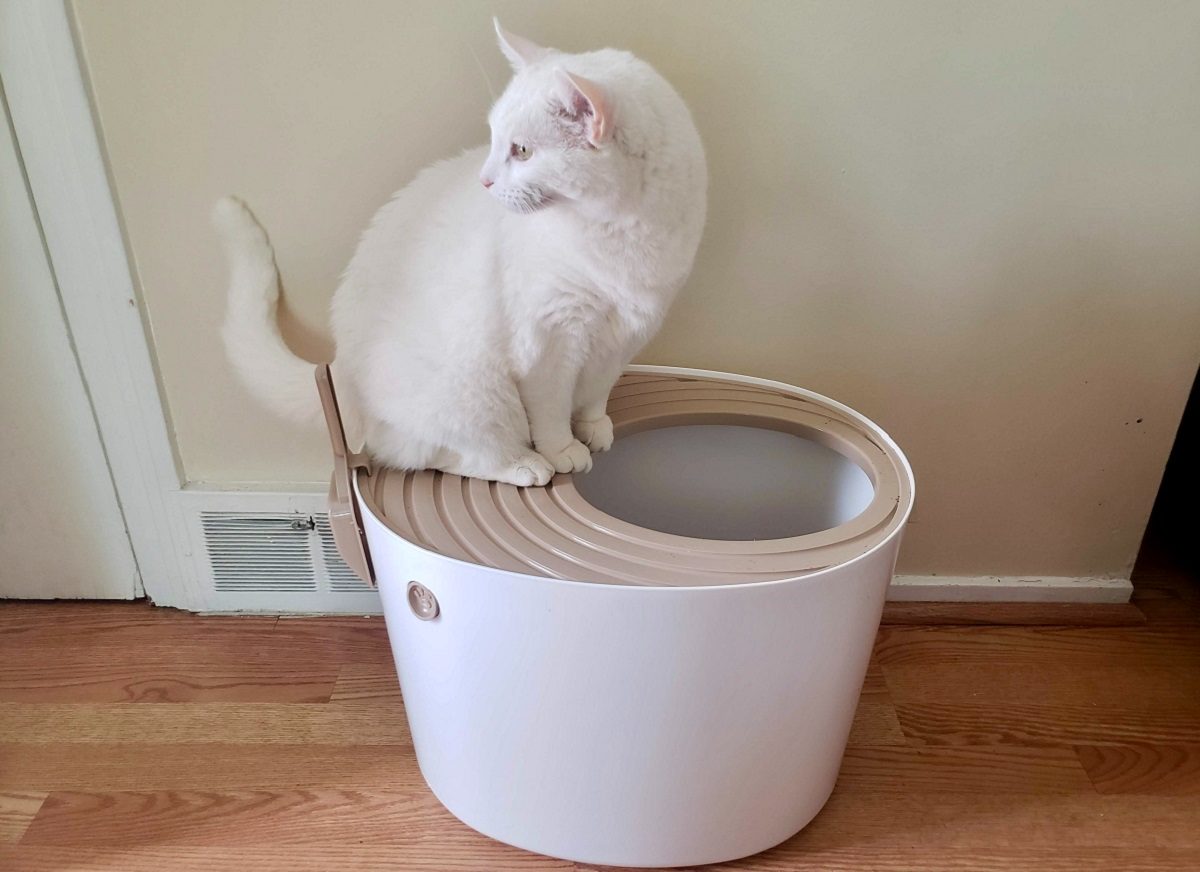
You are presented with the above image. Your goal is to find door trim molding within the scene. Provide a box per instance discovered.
[1,0,197,607]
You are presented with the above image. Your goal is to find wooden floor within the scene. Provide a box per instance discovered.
[1,550,1197,871]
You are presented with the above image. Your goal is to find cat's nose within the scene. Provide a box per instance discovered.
[481,177,494,189]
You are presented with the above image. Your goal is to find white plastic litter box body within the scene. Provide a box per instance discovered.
[326,364,915,868]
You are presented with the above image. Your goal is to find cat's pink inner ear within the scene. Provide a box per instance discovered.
[493,18,548,71]
[560,70,611,146]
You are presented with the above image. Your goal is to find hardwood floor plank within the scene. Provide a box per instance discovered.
[846,698,906,746]
[693,846,1199,872]
[330,664,400,702]
[0,662,338,703]
[1076,744,1200,795]
[883,662,1200,709]
[854,664,903,745]
[0,792,46,845]
[1,609,393,687]
[4,845,1193,872]
[269,617,393,660]
[21,788,450,846]
[860,659,888,694]
[836,746,1092,793]
[2,745,1085,800]
[845,658,906,745]
[878,624,1200,747]
[22,788,1198,854]
[785,789,1200,851]
[881,601,1147,626]
[0,602,277,646]
[874,625,1200,669]
[0,845,572,871]
[895,700,1200,747]
[0,745,423,792]
[0,610,373,703]
[5,636,393,675]
[0,703,412,744]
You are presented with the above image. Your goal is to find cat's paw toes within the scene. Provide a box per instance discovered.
[539,439,594,474]
[573,415,614,453]
[505,454,555,487]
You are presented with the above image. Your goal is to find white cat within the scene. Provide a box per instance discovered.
[216,20,706,485]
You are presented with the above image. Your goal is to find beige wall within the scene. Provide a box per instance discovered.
[71,0,1200,579]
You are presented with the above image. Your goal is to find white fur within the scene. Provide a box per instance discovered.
[217,22,706,486]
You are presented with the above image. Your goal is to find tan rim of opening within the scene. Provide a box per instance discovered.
[320,367,910,588]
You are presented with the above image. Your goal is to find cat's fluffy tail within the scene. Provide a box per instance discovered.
[213,196,322,426]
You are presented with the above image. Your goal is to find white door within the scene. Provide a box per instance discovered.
[0,86,141,599]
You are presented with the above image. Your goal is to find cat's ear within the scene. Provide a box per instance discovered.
[493,18,548,71]
[557,69,611,147]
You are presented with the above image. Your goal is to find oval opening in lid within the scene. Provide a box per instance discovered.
[573,423,875,541]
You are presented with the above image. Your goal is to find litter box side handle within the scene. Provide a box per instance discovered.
[315,364,376,587]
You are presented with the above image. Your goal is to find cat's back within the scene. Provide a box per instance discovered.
[351,145,495,279]
[331,146,500,341]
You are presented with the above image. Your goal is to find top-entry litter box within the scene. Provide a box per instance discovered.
[319,364,914,868]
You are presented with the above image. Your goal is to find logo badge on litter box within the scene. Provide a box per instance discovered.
[407,581,439,620]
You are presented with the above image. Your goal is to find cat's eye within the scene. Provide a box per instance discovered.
[510,143,532,161]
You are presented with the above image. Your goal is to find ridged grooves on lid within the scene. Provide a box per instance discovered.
[357,374,910,587]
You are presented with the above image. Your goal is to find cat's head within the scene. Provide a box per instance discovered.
[480,20,628,216]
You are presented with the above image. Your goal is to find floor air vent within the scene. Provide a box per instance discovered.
[200,513,317,591]
[198,510,374,595]
[180,493,383,611]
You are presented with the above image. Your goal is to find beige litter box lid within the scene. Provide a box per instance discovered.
[319,366,910,588]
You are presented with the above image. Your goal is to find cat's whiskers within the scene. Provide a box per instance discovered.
[501,185,552,214]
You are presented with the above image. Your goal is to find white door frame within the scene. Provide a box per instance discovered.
[0,0,197,608]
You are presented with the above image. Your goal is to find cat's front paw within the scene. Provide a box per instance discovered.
[538,439,594,475]
[573,415,614,453]
[502,453,555,487]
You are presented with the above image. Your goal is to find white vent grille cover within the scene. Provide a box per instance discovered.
[199,512,370,593]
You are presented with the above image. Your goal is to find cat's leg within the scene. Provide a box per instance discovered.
[436,444,555,487]
[441,376,556,484]
[571,350,626,453]
[366,385,554,487]
[518,341,593,475]
[434,381,556,486]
